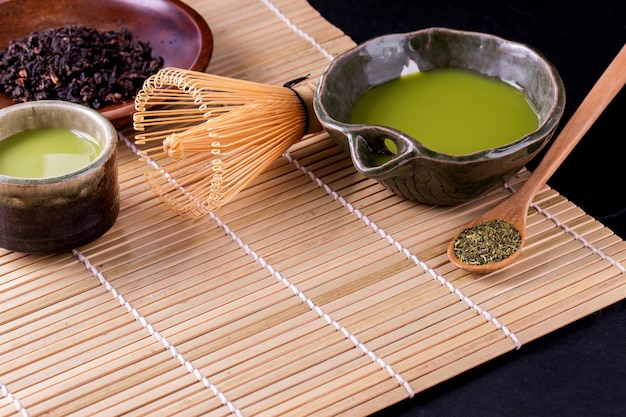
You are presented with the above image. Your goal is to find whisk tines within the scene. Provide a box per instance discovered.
[132,67,321,218]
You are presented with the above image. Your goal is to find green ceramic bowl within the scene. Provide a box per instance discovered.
[314,27,565,205]
[0,101,119,253]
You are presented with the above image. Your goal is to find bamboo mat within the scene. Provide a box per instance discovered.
[2,0,626,416]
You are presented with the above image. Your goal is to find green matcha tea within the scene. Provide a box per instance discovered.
[348,69,539,155]
[0,127,102,178]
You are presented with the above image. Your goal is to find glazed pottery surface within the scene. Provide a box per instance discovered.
[0,101,119,253]
[314,27,566,205]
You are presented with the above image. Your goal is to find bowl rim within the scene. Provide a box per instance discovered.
[314,27,566,163]
[0,100,118,185]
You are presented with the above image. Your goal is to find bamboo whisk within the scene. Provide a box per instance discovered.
[133,67,321,217]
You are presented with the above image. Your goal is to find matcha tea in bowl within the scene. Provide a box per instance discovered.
[0,100,119,254]
[314,27,566,205]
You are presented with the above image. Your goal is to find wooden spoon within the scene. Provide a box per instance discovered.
[447,43,626,273]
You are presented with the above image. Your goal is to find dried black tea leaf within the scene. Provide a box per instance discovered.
[453,219,522,265]
[0,25,164,109]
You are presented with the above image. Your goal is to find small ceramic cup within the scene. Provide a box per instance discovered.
[0,101,119,253]
[314,27,566,205]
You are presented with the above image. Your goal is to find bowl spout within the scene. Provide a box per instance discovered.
[346,127,418,176]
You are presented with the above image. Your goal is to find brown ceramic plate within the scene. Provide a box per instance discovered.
[0,0,213,126]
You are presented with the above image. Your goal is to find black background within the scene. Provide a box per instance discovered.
[306,1,625,416]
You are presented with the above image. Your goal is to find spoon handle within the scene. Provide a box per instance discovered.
[521,43,626,200]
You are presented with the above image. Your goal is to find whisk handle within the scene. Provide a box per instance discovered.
[293,82,323,135]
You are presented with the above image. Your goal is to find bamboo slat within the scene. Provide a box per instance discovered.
[1,0,625,416]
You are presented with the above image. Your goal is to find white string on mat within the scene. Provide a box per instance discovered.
[71,248,245,417]
[255,0,430,398]
[1,380,29,417]
[74,133,245,416]
[208,211,416,398]
[259,0,336,62]
[125,145,417,400]
[123,135,415,398]
[503,182,626,273]
[284,153,523,350]
[261,0,523,349]
[126,133,418,409]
